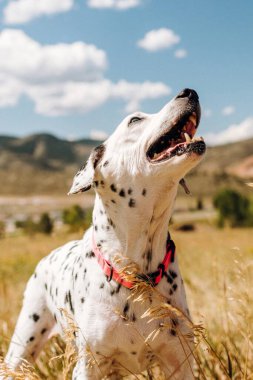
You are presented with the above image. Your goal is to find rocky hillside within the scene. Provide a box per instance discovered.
[0,133,252,196]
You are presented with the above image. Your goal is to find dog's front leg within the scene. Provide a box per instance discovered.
[2,273,55,376]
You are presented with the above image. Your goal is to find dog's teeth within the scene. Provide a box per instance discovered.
[184,132,191,142]
[192,136,204,143]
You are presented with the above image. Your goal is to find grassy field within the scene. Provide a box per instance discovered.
[0,224,253,379]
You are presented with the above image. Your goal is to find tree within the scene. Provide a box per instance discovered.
[213,189,251,227]
[38,213,54,235]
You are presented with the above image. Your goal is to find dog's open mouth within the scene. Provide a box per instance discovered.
[147,112,206,163]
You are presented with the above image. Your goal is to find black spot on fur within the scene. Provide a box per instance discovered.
[32,314,40,322]
[116,284,121,293]
[111,199,116,204]
[68,291,74,314]
[81,297,85,303]
[103,160,109,167]
[110,184,117,192]
[86,251,95,258]
[171,318,178,327]
[110,290,115,296]
[131,313,136,322]
[75,273,78,281]
[166,273,173,284]
[29,336,35,342]
[94,181,99,187]
[128,188,132,195]
[108,218,115,228]
[93,144,105,169]
[142,189,147,196]
[128,199,136,207]
[169,270,178,279]
[94,225,98,231]
[41,328,47,335]
[44,284,47,290]
[123,302,129,317]
[131,351,137,355]
[170,329,177,336]
[100,283,105,289]
[119,189,125,197]
[172,284,178,292]
[78,161,87,172]
[147,250,152,263]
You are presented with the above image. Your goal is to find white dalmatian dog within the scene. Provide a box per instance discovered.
[3,88,206,379]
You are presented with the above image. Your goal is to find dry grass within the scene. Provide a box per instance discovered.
[0,225,253,379]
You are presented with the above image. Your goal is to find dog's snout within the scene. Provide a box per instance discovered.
[176,88,199,102]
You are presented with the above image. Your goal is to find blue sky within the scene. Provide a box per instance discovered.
[0,0,253,144]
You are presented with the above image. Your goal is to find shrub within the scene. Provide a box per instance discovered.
[15,218,38,235]
[37,213,53,235]
[62,205,86,231]
[15,213,54,235]
[213,189,252,227]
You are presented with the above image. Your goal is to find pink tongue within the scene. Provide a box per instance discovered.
[152,119,197,162]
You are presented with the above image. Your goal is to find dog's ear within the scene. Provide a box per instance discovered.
[68,144,105,195]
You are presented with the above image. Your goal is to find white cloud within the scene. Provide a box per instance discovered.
[0,74,23,107]
[222,105,235,116]
[26,80,113,116]
[174,49,187,59]
[137,28,180,52]
[112,80,171,112]
[90,130,109,140]
[87,0,141,10]
[3,0,74,24]
[0,29,170,116]
[0,29,107,82]
[205,117,253,146]
[25,79,170,116]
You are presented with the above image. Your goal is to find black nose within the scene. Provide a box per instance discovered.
[176,88,199,101]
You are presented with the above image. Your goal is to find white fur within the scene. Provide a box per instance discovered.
[3,90,205,379]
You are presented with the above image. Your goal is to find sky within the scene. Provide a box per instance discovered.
[0,0,253,145]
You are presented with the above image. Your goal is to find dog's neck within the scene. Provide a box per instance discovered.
[91,181,178,273]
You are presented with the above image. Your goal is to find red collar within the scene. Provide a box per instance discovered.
[92,233,175,289]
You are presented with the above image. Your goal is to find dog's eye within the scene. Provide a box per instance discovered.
[128,116,143,126]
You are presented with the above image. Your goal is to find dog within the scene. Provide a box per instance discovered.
[2,88,206,379]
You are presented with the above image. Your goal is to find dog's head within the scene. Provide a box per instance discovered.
[69,88,205,197]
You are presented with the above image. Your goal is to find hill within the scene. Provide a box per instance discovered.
[0,133,252,196]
